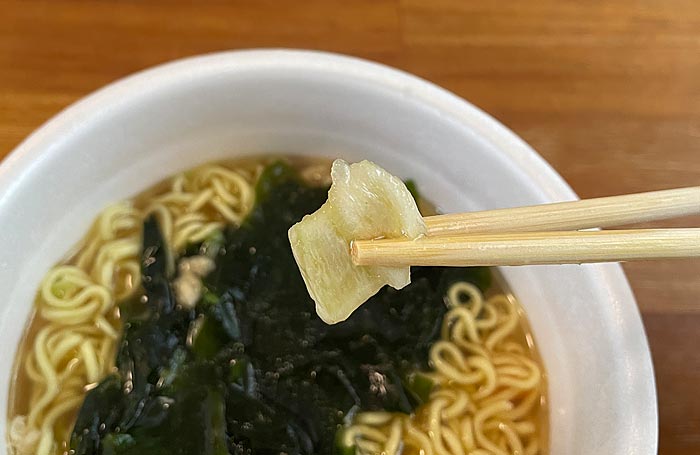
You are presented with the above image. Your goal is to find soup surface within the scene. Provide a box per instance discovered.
[8,157,546,455]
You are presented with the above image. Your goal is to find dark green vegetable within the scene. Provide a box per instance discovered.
[404,371,436,404]
[332,428,357,455]
[70,161,492,455]
[404,178,420,202]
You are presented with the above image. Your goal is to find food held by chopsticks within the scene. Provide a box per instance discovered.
[290,159,700,324]
[288,159,425,324]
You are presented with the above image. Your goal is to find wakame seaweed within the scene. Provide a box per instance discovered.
[70,161,492,455]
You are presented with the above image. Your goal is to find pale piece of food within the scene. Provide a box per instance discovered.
[172,255,216,309]
[289,159,426,324]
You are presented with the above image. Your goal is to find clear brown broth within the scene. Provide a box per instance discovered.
[8,155,547,454]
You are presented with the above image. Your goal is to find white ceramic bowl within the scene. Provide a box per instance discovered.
[0,50,656,454]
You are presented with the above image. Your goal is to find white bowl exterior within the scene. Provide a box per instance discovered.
[0,50,656,454]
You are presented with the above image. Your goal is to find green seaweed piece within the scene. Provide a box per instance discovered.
[70,160,493,455]
[332,428,356,455]
[404,178,420,203]
[70,374,124,454]
[404,371,436,404]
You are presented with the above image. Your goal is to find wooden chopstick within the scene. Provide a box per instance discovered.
[424,186,700,236]
[351,229,700,267]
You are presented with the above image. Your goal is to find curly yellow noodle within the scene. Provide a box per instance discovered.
[512,421,536,435]
[441,306,480,343]
[9,164,256,455]
[441,424,465,455]
[427,398,456,455]
[446,282,483,312]
[356,439,383,454]
[347,282,545,455]
[484,296,519,351]
[459,416,475,451]
[10,161,544,455]
[355,411,394,426]
[435,390,472,420]
[404,419,434,455]
[473,401,514,455]
[383,418,403,455]
[475,304,499,330]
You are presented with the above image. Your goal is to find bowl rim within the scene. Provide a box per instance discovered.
[0,49,658,452]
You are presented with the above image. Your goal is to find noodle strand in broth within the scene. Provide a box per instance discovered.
[8,164,257,455]
[8,158,546,455]
[347,282,544,455]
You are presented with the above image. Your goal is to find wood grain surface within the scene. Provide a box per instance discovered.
[1,1,698,453]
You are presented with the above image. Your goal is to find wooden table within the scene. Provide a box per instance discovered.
[1,1,698,453]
